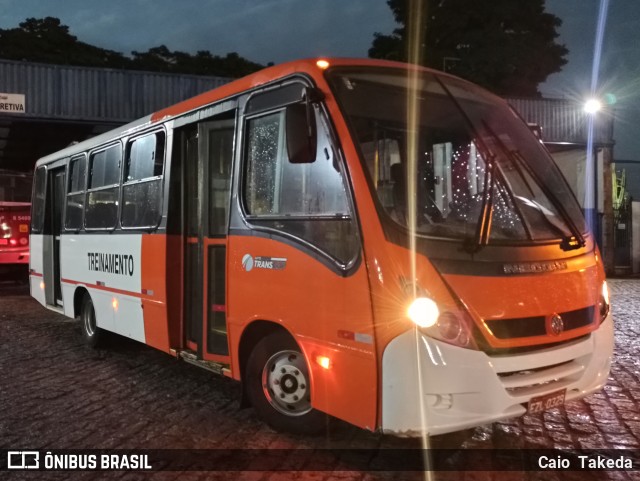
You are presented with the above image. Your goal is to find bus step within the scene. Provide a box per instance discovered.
[178,350,230,376]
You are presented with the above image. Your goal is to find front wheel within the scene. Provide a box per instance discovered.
[246,331,327,434]
[81,293,105,348]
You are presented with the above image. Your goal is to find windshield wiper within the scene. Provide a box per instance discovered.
[434,77,498,254]
[467,154,496,253]
[480,121,586,251]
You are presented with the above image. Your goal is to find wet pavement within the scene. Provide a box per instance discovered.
[0,277,639,480]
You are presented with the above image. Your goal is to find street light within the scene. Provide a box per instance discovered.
[584,98,602,114]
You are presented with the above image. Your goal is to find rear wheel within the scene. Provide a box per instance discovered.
[246,331,327,434]
[81,293,104,348]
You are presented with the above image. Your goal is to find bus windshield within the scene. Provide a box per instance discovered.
[0,171,32,204]
[327,68,587,245]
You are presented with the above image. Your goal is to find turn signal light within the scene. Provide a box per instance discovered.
[316,355,331,369]
[599,281,610,322]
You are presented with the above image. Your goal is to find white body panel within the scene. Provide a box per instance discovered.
[31,233,146,343]
[381,314,614,436]
[61,234,145,343]
[29,234,45,305]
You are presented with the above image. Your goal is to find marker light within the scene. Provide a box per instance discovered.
[316,59,330,70]
[584,98,602,114]
[112,297,119,311]
[599,280,610,321]
[39,281,45,290]
[316,355,331,369]
[407,297,439,328]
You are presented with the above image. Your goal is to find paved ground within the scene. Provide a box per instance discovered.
[0,277,639,480]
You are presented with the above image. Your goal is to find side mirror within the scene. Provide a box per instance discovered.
[285,88,321,164]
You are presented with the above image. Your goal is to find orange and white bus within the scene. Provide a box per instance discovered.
[30,58,613,436]
[1,169,32,278]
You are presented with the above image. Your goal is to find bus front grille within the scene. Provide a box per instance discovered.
[485,306,595,340]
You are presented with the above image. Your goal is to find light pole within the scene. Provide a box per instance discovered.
[584,98,602,244]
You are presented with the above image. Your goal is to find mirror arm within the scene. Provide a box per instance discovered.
[303,87,324,139]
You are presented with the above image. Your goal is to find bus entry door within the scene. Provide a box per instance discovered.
[43,167,65,306]
[184,116,235,359]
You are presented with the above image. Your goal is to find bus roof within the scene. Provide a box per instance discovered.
[33,57,493,168]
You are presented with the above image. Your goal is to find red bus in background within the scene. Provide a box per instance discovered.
[0,169,32,279]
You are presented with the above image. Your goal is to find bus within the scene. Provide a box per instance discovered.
[29,58,613,437]
[1,169,32,279]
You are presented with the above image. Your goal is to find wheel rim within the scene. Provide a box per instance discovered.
[83,300,96,337]
[262,349,312,416]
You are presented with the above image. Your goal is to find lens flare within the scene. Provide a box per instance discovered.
[584,99,602,114]
[407,297,439,328]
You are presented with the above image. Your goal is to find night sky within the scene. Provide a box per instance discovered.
[1,0,638,159]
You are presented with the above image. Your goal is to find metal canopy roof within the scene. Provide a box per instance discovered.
[0,58,229,171]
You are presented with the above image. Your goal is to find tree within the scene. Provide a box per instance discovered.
[0,17,130,68]
[369,0,568,96]
[0,17,263,79]
[130,46,264,77]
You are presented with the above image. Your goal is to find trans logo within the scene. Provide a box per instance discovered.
[242,254,287,272]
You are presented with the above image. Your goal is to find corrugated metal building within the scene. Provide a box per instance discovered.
[0,58,229,122]
[0,59,230,170]
[508,97,614,146]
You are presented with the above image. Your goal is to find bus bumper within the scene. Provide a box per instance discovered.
[381,313,614,436]
[0,248,29,264]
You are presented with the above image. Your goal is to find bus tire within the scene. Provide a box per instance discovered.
[246,331,327,435]
[81,293,104,348]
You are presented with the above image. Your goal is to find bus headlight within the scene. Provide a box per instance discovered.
[407,297,439,328]
[408,299,477,349]
[599,280,610,322]
[437,311,464,342]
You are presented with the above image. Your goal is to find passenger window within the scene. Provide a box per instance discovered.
[244,106,358,264]
[124,132,164,181]
[65,154,86,230]
[121,131,165,228]
[207,126,234,236]
[85,143,121,229]
[89,145,121,189]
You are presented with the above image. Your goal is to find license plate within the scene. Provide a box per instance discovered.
[528,388,566,414]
